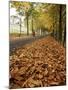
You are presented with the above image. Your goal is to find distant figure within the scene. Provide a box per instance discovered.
[32,31,35,37]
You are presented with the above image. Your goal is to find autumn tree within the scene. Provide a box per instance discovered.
[10,1,31,35]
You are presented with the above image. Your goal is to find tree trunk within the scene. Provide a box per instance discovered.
[19,18,21,37]
[55,28,57,40]
[32,16,34,33]
[53,23,55,37]
[26,13,29,35]
[63,26,66,47]
[59,5,62,43]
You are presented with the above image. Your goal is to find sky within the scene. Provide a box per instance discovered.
[10,7,27,33]
[10,8,17,16]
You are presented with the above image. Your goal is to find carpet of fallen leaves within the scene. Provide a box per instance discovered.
[9,36,66,89]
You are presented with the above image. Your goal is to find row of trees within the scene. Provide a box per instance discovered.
[10,1,66,47]
[50,5,66,47]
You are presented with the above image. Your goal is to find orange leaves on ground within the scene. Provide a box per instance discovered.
[10,36,66,89]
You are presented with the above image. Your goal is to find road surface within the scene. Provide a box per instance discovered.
[10,35,46,53]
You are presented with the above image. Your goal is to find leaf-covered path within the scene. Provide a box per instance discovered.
[10,36,66,89]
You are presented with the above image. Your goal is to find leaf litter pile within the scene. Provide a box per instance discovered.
[10,36,66,89]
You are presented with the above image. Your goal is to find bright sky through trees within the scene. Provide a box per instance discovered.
[10,8,17,16]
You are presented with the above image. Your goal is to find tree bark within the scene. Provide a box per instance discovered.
[19,18,21,37]
[63,26,66,47]
[32,16,34,33]
[26,13,29,35]
[59,5,62,42]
